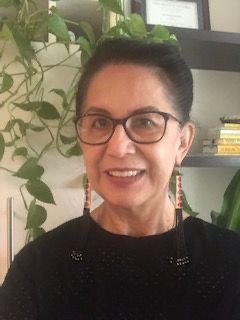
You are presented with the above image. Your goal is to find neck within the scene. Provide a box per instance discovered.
[91,197,178,237]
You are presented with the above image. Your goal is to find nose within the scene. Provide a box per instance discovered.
[105,124,136,157]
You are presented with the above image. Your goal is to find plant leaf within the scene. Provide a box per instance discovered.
[32,227,46,240]
[36,101,60,120]
[3,118,28,136]
[12,147,28,160]
[99,0,124,16]
[80,50,91,67]
[78,21,96,45]
[51,88,68,110]
[182,189,198,216]
[125,14,147,38]
[0,73,13,94]
[29,125,45,132]
[150,25,171,41]
[25,179,56,204]
[0,23,13,41]
[11,27,34,62]
[66,143,82,157]
[14,101,41,111]
[48,13,70,42]
[25,200,47,229]
[13,158,44,179]
[0,132,5,161]
[60,134,76,144]
[0,0,14,8]
[215,169,240,231]
[76,36,92,57]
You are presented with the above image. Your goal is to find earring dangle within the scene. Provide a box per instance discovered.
[83,176,91,216]
[175,173,190,266]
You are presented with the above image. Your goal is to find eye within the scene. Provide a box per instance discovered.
[91,116,111,130]
[137,118,155,127]
[132,116,157,129]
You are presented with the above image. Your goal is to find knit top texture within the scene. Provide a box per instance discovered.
[1,215,240,320]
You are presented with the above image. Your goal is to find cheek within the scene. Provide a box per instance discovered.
[148,142,178,177]
[81,145,103,180]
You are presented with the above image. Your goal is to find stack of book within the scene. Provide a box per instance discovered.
[202,116,240,155]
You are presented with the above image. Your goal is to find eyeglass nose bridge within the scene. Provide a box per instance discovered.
[109,117,133,141]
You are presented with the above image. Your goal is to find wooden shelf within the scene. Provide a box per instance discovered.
[182,154,240,167]
[168,27,240,72]
[145,25,240,72]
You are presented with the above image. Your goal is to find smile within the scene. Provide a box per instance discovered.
[107,170,143,177]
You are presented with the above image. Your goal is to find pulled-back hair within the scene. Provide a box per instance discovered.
[76,38,193,123]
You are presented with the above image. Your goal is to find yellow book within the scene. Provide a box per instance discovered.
[223,123,240,129]
[203,144,240,154]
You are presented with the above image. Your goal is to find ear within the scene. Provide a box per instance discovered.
[175,122,195,166]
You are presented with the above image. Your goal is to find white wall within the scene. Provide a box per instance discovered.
[209,0,240,33]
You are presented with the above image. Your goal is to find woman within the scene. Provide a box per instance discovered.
[1,38,240,320]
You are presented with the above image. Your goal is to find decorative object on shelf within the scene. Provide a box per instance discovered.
[220,115,240,124]
[211,169,240,232]
[131,0,210,30]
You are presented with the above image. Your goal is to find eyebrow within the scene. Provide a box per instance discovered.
[85,105,161,116]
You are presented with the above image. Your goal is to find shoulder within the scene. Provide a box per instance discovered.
[187,216,240,242]
[14,215,89,264]
[186,216,240,262]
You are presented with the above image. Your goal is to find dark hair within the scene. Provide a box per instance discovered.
[76,38,193,123]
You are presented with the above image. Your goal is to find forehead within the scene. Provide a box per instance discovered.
[84,64,174,116]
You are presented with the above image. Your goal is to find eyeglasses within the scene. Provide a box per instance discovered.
[75,111,182,145]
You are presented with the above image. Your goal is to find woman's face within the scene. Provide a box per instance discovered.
[80,64,194,210]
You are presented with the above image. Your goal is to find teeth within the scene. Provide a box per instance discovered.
[108,170,141,177]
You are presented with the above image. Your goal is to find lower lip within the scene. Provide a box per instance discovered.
[105,172,145,187]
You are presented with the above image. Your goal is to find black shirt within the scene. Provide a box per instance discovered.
[1,215,240,319]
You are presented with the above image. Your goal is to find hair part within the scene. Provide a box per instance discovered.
[76,38,193,123]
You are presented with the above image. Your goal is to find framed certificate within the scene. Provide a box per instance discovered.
[131,0,210,30]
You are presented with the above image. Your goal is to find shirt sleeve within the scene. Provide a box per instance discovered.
[0,257,38,320]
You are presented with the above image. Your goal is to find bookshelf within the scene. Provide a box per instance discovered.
[183,154,240,168]
[167,27,240,72]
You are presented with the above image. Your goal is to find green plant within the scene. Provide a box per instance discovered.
[211,169,240,232]
[0,0,180,243]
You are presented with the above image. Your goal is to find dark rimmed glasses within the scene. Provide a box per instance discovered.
[75,111,182,145]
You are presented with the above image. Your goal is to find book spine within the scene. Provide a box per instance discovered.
[207,133,240,139]
[203,138,240,145]
[223,123,240,129]
[217,145,240,153]
[203,145,240,154]
[219,133,240,139]
[209,129,240,135]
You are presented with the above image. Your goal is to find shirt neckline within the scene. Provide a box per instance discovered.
[86,213,194,242]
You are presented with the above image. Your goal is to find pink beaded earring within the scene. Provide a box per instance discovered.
[175,173,190,266]
[83,176,91,216]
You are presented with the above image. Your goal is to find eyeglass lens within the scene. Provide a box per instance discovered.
[76,112,168,144]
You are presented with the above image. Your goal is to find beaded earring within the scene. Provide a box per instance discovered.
[175,173,190,266]
[83,176,91,216]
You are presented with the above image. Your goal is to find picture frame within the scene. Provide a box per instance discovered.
[131,0,210,30]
